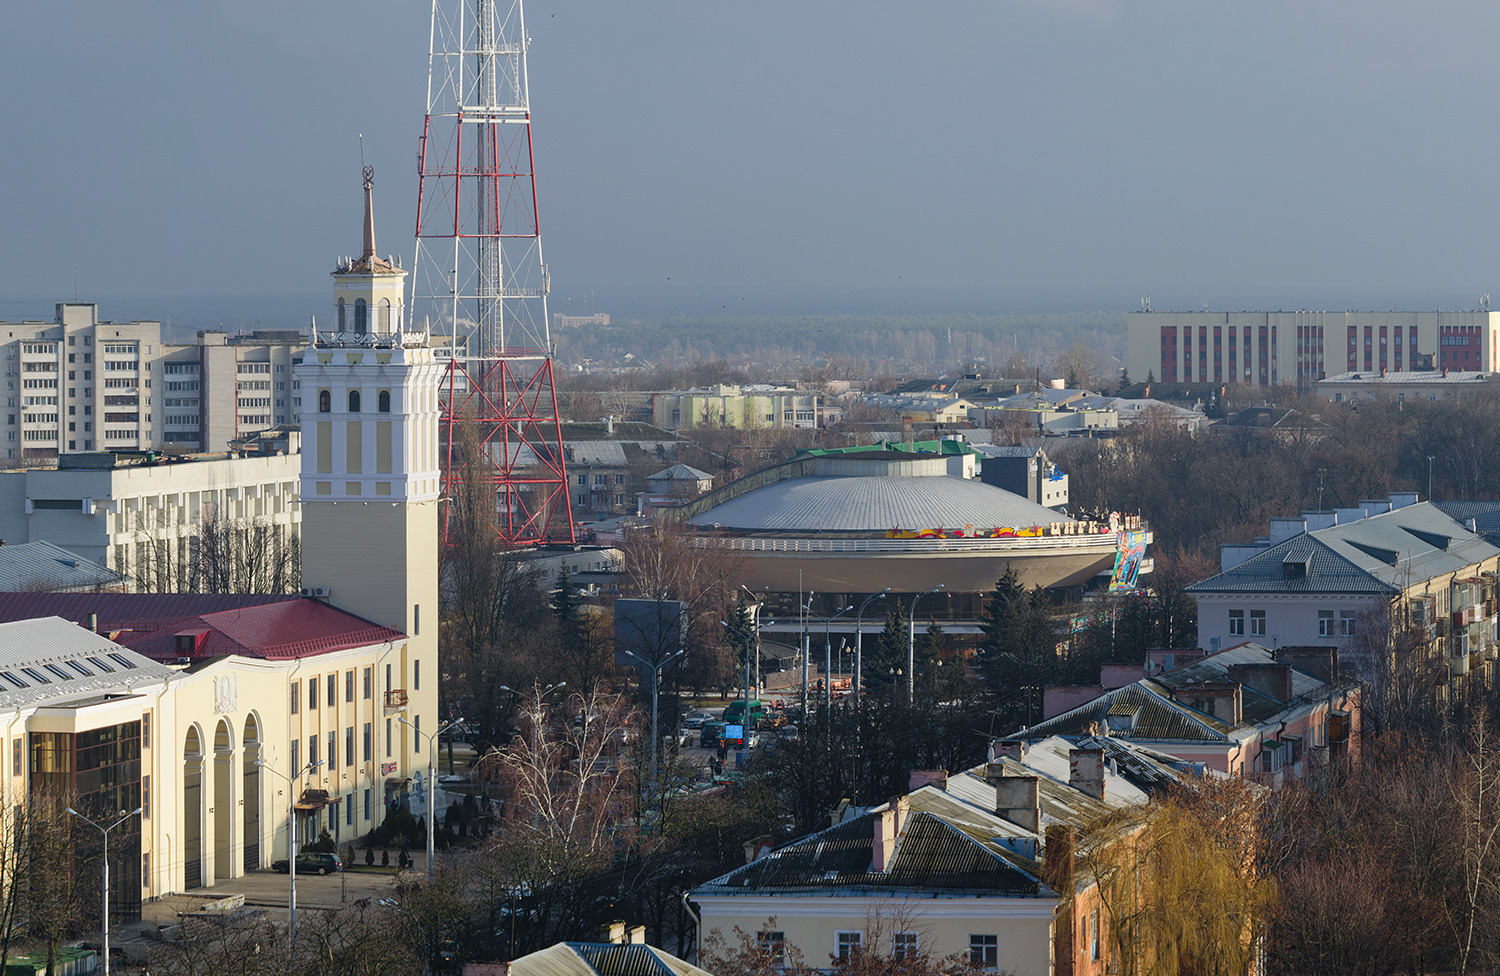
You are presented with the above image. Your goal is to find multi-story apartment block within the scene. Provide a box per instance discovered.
[651,384,823,430]
[1128,309,1497,389]
[0,303,305,459]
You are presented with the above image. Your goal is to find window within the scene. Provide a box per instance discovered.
[318,390,330,413]
[346,670,355,702]
[309,677,319,708]
[1340,611,1356,637]
[414,604,420,636]
[355,298,368,333]
[414,660,420,691]
[969,935,998,968]
[143,775,151,819]
[337,298,346,331]
[142,712,150,749]
[892,933,918,962]
[1090,910,1101,960]
[309,735,319,767]
[327,673,336,707]
[1318,610,1335,637]
[291,739,300,776]
[348,390,361,412]
[385,663,392,694]
[363,667,372,700]
[414,714,421,754]
[378,390,390,412]
[757,932,785,964]
[347,792,354,827]
[835,932,862,962]
[1250,609,1266,636]
[1228,610,1245,636]
[346,727,354,767]
[143,852,150,889]
[364,788,372,822]
[328,732,336,770]
[385,718,392,757]
[363,722,372,762]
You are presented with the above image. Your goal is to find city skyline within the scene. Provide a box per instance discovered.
[3,2,1500,318]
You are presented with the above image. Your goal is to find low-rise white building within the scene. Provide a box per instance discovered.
[0,447,302,591]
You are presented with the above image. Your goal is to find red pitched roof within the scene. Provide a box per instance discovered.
[0,593,405,662]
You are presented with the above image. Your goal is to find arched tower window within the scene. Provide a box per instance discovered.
[318,390,331,413]
[354,299,368,334]
[378,390,391,413]
[348,390,361,412]
[378,299,391,332]
[336,298,346,331]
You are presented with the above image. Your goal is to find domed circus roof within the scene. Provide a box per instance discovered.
[686,473,1070,534]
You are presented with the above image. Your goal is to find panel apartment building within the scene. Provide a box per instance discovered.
[1127,309,1499,390]
[0,303,305,459]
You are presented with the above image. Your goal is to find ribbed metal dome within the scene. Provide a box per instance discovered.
[686,474,1069,533]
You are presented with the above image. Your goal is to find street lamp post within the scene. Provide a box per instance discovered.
[823,605,853,708]
[65,806,141,976]
[621,648,685,802]
[398,713,466,883]
[740,585,763,694]
[254,757,323,947]
[854,589,889,706]
[908,584,946,702]
[799,591,816,714]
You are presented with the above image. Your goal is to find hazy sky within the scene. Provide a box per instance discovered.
[4,1,1500,319]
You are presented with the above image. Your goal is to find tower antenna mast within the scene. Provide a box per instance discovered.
[412,0,574,546]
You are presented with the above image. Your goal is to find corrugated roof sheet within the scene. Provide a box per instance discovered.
[0,542,128,592]
[685,473,1070,533]
[1189,502,1500,594]
[0,616,175,709]
[511,943,714,976]
[0,593,404,661]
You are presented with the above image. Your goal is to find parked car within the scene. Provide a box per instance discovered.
[682,710,713,730]
[271,851,342,875]
[700,721,727,750]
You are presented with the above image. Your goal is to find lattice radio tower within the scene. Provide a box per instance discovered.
[413,0,575,546]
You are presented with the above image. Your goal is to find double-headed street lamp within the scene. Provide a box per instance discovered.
[621,647,685,797]
[854,588,890,706]
[66,805,141,976]
[798,591,816,713]
[823,605,853,707]
[252,757,323,946]
[908,584,946,702]
[399,713,467,883]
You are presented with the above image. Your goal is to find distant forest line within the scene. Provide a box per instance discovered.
[553,311,1128,379]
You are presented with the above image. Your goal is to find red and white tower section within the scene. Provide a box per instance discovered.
[412,0,574,546]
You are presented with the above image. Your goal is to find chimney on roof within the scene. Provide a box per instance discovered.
[992,773,1041,833]
[1043,824,1076,896]
[908,770,948,791]
[990,738,1026,764]
[86,612,97,633]
[871,804,897,873]
[1068,747,1106,801]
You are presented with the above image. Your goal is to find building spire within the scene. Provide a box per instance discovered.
[362,165,376,261]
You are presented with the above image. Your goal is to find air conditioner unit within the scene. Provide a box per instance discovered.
[313,586,330,598]
[300,587,314,597]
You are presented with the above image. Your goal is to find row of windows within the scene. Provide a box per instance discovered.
[22,379,56,389]
[105,378,135,388]
[104,360,139,371]
[578,473,627,486]
[163,362,199,374]
[165,416,198,426]
[103,344,136,355]
[238,380,271,391]
[317,390,391,413]
[20,344,55,356]
[163,398,198,408]
[166,380,199,391]
[237,362,271,374]
[765,932,1010,968]
[1227,609,1356,637]
[105,429,138,440]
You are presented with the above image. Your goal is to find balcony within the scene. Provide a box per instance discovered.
[384,689,408,710]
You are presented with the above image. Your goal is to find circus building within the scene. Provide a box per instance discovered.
[665,441,1148,635]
